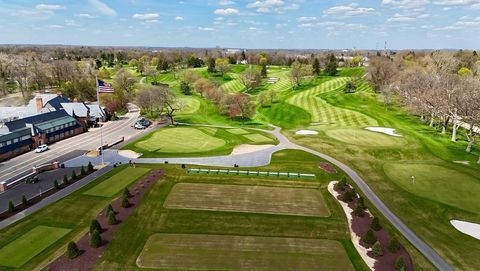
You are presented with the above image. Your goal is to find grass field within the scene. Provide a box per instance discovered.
[258,103,311,128]
[164,183,330,216]
[221,76,245,93]
[384,163,480,213]
[123,126,278,158]
[137,233,354,271]
[287,77,377,127]
[0,226,71,268]
[84,167,151,197]
[325,128,406,147]
[177,96,200,114]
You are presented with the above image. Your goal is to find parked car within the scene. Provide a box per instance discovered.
[25,175,39,183]
[137,118,151,127]
[35,144,48,153]
[134,123,146,130]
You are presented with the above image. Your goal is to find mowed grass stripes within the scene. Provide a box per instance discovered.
[84,167,151,197]
[287,77,377,127]
[0,226,71,268]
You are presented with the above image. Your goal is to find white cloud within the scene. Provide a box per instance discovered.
[219,0,235,5]
[275,23,287,28]
[198,26,215,31]
[175,16,184,20]
[249,26,257,30]
[298,16,317,22]
[316,21,366,31]
[381,0,429,12]
[215,17,226,21]
[35,4,65,11]
[47,24,64,28]
[386,13,430,23]
[133,13,160,20]
[247,0,298,13]
[214,8,239,15]
[76,13,97,18]
[88,0,117,16]
[432,0,480,5]
[324,3,377,17]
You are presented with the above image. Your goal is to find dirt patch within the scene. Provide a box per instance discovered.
[329,181,413,271]
[318,162,337,174]
[118,150,142,159]
[47,169,164,271]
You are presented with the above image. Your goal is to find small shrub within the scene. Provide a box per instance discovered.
[21,195,28,207]
[121,196,131,208]
[388,237,401,253]
[357,197,366,209]
[66,241,80,259]
[371,241,383,257]
[53,179,59,190]
[394,256,406,271]
[342,190,354,202]
[89,219,102,235]
[89,230,102,248]
[71,170,77,181]
[362,229,376,245]
[334,176,347,191]
[371,217,382,231]
[353,204,365,217]
[123,188,132,198]
[107,210,117,225]
[87,162,94,172]
[63,175,69,185]
[106,204,115,215]
[80,166,86,176]
[8,201,15,213]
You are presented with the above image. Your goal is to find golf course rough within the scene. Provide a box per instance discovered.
[0,226,71,268]
[84,167,151,197]
[135,127,227,153]
[325,128,406,147]
[384,163,480,213]
[164,183,330,217]
[137,233,354,271]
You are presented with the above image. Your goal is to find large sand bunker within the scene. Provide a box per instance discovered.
[450,220,480,240]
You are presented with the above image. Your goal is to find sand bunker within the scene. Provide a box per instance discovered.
[230,144,274,155]
[296,130,319,135]
[451,220,480,240]
[118,150,142,159]
[365,127,402,137]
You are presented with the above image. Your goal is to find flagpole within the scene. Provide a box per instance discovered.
[96,76,105,166]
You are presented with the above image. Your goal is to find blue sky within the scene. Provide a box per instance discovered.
[0,0,479,49]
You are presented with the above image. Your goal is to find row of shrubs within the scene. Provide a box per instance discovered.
[335,176,407,271]
[66,188,133,259]
[6,162,95,215]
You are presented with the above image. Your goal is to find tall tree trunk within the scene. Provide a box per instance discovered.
[451,121,458,142]
[429,114,435,127]
[441,116,450,134]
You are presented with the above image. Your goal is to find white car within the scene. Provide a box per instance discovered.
[35,144,49,153]
[134,123,146,130]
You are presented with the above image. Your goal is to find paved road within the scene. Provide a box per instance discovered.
[0,104,144,184]
[65,123,453,271]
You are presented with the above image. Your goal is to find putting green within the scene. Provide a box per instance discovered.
[325,128,405,147]
[135,127,226,153]
[384,163,480,213]
[84,167,151,197]
[244,134,273,143]
[227,128,250,135]
[0,226,71,268]
[178,97,200,114]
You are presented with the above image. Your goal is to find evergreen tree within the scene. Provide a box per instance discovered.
[180,82,192,95]
[71,170,77,181]
[372,241,383,257]
[89,219,102,235]
[107,210,117,225]
[313,58,320,76]
[80,166,86,176]
[8,201,14,213]
[207,58,216,73]
[394,256,406,271]
[106,204,115,215]
[66,241,80,259]
[371,217,382,231]
[388,237,401,253]
[63,175,69,185]
[87,162,94,172]
[261,65,267,77]
[123,188,132,198]
[362,229,376,245]
[21,195,28,206]
[325,54,338,76]
[357,197,366,209]
[89,230,102,248]
[121,196,131,208]
[342,190,354,202]
[334,176,348,191]
[353,204,365,217]
[53,179,59,190]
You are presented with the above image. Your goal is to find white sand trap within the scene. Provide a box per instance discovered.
[230,144,274,155]
[118,150,142,159]
[451,220,480,240]
[296,130,319,135]
[365,127,402,137]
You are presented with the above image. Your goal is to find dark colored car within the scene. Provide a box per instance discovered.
[25,175,39,183]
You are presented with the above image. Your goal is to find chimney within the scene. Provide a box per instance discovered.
[36,96,43,113]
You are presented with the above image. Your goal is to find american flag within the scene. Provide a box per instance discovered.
[97,79,114,93]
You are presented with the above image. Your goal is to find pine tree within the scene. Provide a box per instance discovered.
[357,197,366,209]
[261,65,267,77]
[63,175,69,185]
[89,230,102,248]
[21,195,28,207]
[372,241,383,257]
[342,190,354,202]
[121,196,131,208]
[87,162,94,172]
[394,256,406,271]
[66,241,80,259]
[89,219,102,235]
[107,204,115,215]
[71,170,77,181]
[353,204,365,217]
[80,166,86,176]
[53,179,59,190]
[313,58,320,76]
[107,210,117,225]
[325,54,338,76]
[334,176,348,191]
[8,201,14,213]
[362,229,376,245]
[388,237,401,253]
[371,217,382,231]
[123,188,132,198]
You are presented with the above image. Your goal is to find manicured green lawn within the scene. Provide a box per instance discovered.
[84,167,151,197]
[243,133,273,143]
[258,103,311,129]
[325,128,406,147]
[226,128,250,135]
[177,97,200,114]
[384,163,480,213]
[0,226,71,268]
